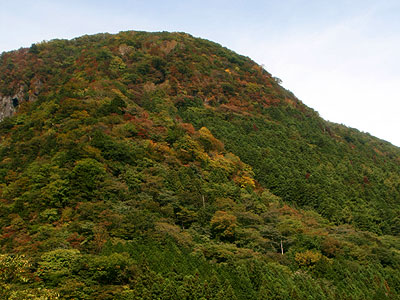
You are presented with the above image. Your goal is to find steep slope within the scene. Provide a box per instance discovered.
[0,31,399,299]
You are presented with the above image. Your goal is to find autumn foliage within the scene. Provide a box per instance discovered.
[0,31,399,299]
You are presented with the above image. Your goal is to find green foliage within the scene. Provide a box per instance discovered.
[38,249,81,286]
[179,105,400,235]
[0,30,399,299]
[69,158,106,202]
[87,252,135,284]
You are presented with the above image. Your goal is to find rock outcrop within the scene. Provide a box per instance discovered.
[0,86,23,121]
[0,79,42,121]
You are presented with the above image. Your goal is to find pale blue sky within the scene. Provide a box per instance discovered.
[1,0,400,146]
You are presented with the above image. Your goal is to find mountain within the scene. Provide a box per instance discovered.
[0,31,399,299]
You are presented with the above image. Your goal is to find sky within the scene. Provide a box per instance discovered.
[1,0,400,146]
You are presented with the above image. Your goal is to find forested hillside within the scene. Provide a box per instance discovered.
[0,31,399,299]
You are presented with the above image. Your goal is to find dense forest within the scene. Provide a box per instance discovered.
[0,31,399,299]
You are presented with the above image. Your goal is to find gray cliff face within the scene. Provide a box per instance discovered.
[0,95,15,121]
[0,79,42,122]
[0,86,24,121]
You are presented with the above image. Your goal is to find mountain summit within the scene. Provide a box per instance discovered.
[0,31,399,299]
